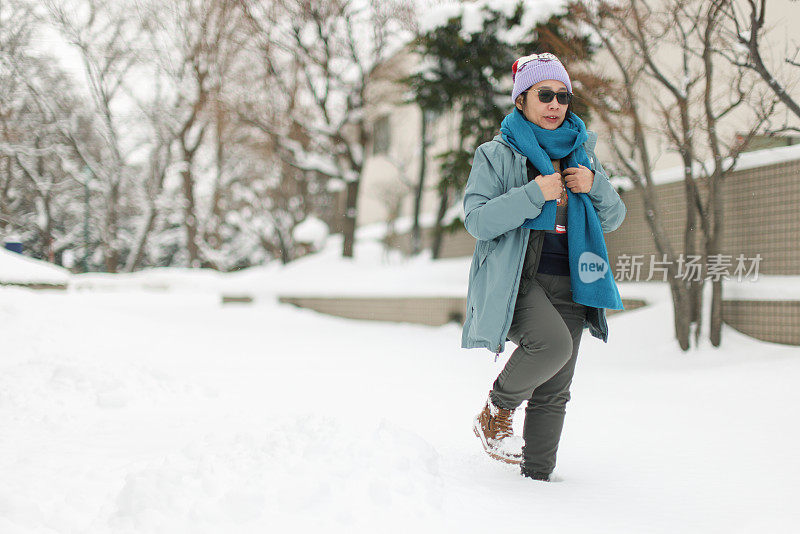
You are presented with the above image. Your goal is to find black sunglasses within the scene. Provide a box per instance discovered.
[528,88,572,105]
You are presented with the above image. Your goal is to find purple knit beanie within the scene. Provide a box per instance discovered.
[511,53,572,103]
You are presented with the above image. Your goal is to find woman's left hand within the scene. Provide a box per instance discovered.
[563,165,594,194]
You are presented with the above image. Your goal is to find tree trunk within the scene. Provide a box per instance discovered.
[180,147,201,267]
[275,225,292,265]
[431,186,449,260]
[411,110,429,256]
[125,140,170,272]
[342,179,359,258]
[633,178,691,350]
[209,106,226,251]
[0,157,10,230]
[34,146,55,263]
[681,158,704,345]
[710,278,723,346]
[708,180,724,347]
[125,206,157,272]
[104,179,120,272]
[40,194,54,263]
[341,117,367,259]
[668,280,692,351]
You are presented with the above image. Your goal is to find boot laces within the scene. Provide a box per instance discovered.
[493,407,514,438]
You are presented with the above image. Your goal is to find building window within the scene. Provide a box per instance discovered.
[735,133,800,152]
[372,114,391,155]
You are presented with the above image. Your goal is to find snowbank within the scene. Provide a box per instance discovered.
[0,248,70,286]
[71,267,229,293]
[236,237,470,298]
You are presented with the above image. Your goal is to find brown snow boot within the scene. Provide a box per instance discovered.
[472,393,523,464]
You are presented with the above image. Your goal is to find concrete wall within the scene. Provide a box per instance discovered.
[279,296,467,326]
[723,300,800,346]
[603,157,800,276]
[279,295,645,327]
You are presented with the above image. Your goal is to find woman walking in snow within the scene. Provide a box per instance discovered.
[462,53,626,481]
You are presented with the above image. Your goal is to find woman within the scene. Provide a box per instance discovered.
[462,53,627,481]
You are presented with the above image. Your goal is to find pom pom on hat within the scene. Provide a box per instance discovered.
[511,53,572,102]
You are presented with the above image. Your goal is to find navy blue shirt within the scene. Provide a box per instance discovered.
[527,161,570,276]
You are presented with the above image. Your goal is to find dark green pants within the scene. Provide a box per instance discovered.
[490,272,587,475]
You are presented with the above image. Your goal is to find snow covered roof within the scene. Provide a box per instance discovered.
[0,248,71,286]
[612,142,800,190]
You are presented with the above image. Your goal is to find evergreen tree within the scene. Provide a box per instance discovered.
[407,1,593,258]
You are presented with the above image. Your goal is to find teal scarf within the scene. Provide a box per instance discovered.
[500,108,623,310]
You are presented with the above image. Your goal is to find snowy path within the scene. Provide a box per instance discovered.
[1,286,799,533]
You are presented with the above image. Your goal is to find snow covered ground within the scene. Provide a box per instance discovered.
[0,249,70,286]
[2,240,799,533]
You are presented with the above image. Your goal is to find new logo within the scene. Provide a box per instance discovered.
[578,251,609,284]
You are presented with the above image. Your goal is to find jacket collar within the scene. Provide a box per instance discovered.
[492,133,512,149]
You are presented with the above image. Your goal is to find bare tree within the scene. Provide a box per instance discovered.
[573,0,777,349]
[224,6,328,265]
[0,0,88,264]
[718,0,800,130]
[137,0,248,268]
[236,0,412,259]
[410,109,434,255]
[123,93,173,271]
[39,0,149,272]
[2,0,346,270]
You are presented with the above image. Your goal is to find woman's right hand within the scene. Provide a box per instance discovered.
[534,173,564,201]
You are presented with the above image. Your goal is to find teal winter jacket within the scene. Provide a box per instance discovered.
[461,132,626,354]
